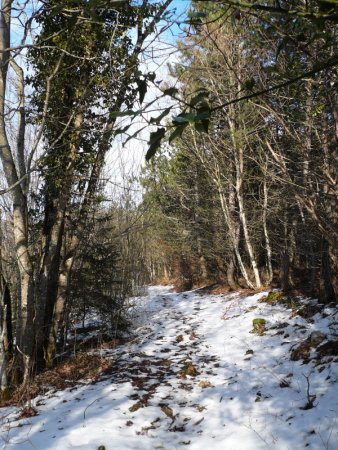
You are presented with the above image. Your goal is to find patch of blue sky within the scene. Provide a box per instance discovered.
[165,0,191,40]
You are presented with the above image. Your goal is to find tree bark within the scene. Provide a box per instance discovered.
[217,182,254,289]
[45,253,74,368]
[0,0,34,383]
[320,238,336,304]
[279,210,292,293]
[263,169,273,285]
[226,258,237,290]
[228,115,262,289]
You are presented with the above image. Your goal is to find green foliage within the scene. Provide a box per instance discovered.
[28,0,162,200]
[145,105,211,159]
[251,319,266,335]
[136,78,148,103]
[69,213,124,326]
[163,87,179,97]
[168,122,188,144]
[140,0,336,299]
[129,401,143,412]
[146,128,166,161]
[140,127,218,284]
[263,292,285,304]
[150,107,173,125]
[145,83,211,159]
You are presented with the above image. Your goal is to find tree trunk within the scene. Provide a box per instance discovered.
[279,210,292,293]
[0,0,34,382]
[44,140,107,365]
[35,110,84,368]
[35,204,66,368]
[2,280,12,355]
[280,250,290,293]
[263,166,273,285]
[193,165,208,281]
[320,238,336,304]
[45,254,74,368]
[217,181,254,289]
[0,280,8,393]
[228,114,261,289]
[226,258,237,290]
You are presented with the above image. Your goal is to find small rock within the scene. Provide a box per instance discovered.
[160,404,174,418]
[251,318,266,335]
[129,401,143,412]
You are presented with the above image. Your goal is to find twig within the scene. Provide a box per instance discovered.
[83,397,103,423]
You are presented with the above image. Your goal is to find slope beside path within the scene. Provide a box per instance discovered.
[1,286,337,449]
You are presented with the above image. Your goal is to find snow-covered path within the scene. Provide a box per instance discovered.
[1,286,337,449]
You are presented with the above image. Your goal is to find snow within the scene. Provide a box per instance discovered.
[1,286,337,449]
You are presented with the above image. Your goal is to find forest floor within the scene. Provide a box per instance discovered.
[0,286,337,450]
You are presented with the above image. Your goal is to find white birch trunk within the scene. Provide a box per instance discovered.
[228,114,262,289]
[217,182,255,289]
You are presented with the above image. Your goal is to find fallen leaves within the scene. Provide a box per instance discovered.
[19,405,38,419]
[178,363,199,378]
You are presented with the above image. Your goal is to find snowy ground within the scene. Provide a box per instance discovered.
[1,286,337,450]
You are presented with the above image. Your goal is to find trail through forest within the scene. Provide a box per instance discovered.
[1,286,337,450]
